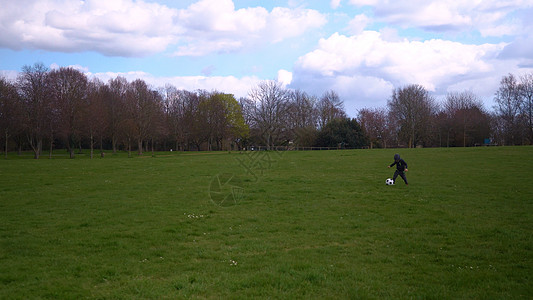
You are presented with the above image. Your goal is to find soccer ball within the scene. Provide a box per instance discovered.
[385,178,394,185]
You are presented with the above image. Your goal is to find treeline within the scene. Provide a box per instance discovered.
[1,63,532,159]
[0,63,350,159]
[360,73,533,148]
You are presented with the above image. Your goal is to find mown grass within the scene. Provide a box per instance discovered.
[0,147,532,299]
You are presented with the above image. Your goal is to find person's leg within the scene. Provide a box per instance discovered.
[399,172,408,185]
[393,170,399,183]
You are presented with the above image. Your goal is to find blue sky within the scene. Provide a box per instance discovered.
[1,0,533,116]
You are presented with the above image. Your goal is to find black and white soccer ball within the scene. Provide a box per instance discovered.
[385,178,394,185]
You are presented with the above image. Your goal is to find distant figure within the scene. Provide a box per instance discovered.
[101,152,105,158]
[388,153,408,185]
[170,149,173,152]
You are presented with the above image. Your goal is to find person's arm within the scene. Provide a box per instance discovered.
[388,161,396,168]
[403,159,408,171]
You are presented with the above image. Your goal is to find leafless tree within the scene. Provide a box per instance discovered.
[85,78,110,158]
[286,90,318,147]
[17,63,50,159]
[161,85,182,150]
[172,90,203,150]
[519,73,533,144]
[316,90,346,129]
[248,80,290,149]
[358,107,391,148]
[494,73,524,145]
[442,91,489,146]
[0,77,23,158]
[388,84,437,148]
[125,79,160,155]
[108,76,129,153]
[48,67,88,158]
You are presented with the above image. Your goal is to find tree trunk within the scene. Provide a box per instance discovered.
[128,138,132,158]
[4,131,7,159]
[112,135,117,154]
[38,139,42,158]
[49,136,53,159]
[29,137,42,159]
[99,136,104,156]
[90,133,94,159]
[35,140,41,159]
[138,139,143,156]
[67,137,75,159]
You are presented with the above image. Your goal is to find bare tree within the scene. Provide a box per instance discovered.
[125,79,160,155]
[287,90,318,147]
[316,90,346,129]
[85,78,110,158]
[162,85,181,150]
[108,76,129,153]
[17,63,50,159]
[388,84,437,148]
[186,91,205,150]
[494,74,524,145]
[0,77,22,158]
[358,107,390,148]
[519,73,533,144]
[248,80,290,149]
[48,67,88,158]
[443,91,491,147]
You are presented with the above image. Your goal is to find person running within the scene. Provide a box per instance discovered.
[388,153,408,185]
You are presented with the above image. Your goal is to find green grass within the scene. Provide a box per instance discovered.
[1,147,532,299]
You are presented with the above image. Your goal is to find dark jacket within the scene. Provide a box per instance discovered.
[390,159,408,172]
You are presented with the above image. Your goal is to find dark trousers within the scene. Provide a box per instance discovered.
[393,170,408,184]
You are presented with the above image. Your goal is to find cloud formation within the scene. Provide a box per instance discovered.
[296,31,504,91]
[174,1,326,56]
[347,0,533,36]
[289,29,530,115]
[0,0,178,56]
[0,0,326,57]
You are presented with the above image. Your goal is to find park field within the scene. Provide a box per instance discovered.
[0,147,532,298]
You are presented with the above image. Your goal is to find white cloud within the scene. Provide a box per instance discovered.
[0,70,19,82]
[0,0,178,56]
[0,0,327,57]
[277,69,293,87]
[290,30,518,112]
[296,31,505,90]
[347,14,371,35]
[174,2,327,55]
[330,0,342,9]
[347,0,533,36]
[267,7,327,42]
[349,0,379,5]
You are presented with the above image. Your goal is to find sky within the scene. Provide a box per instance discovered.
[1,0,533,117]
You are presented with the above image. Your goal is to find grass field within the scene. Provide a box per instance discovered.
[1,147,532,299]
